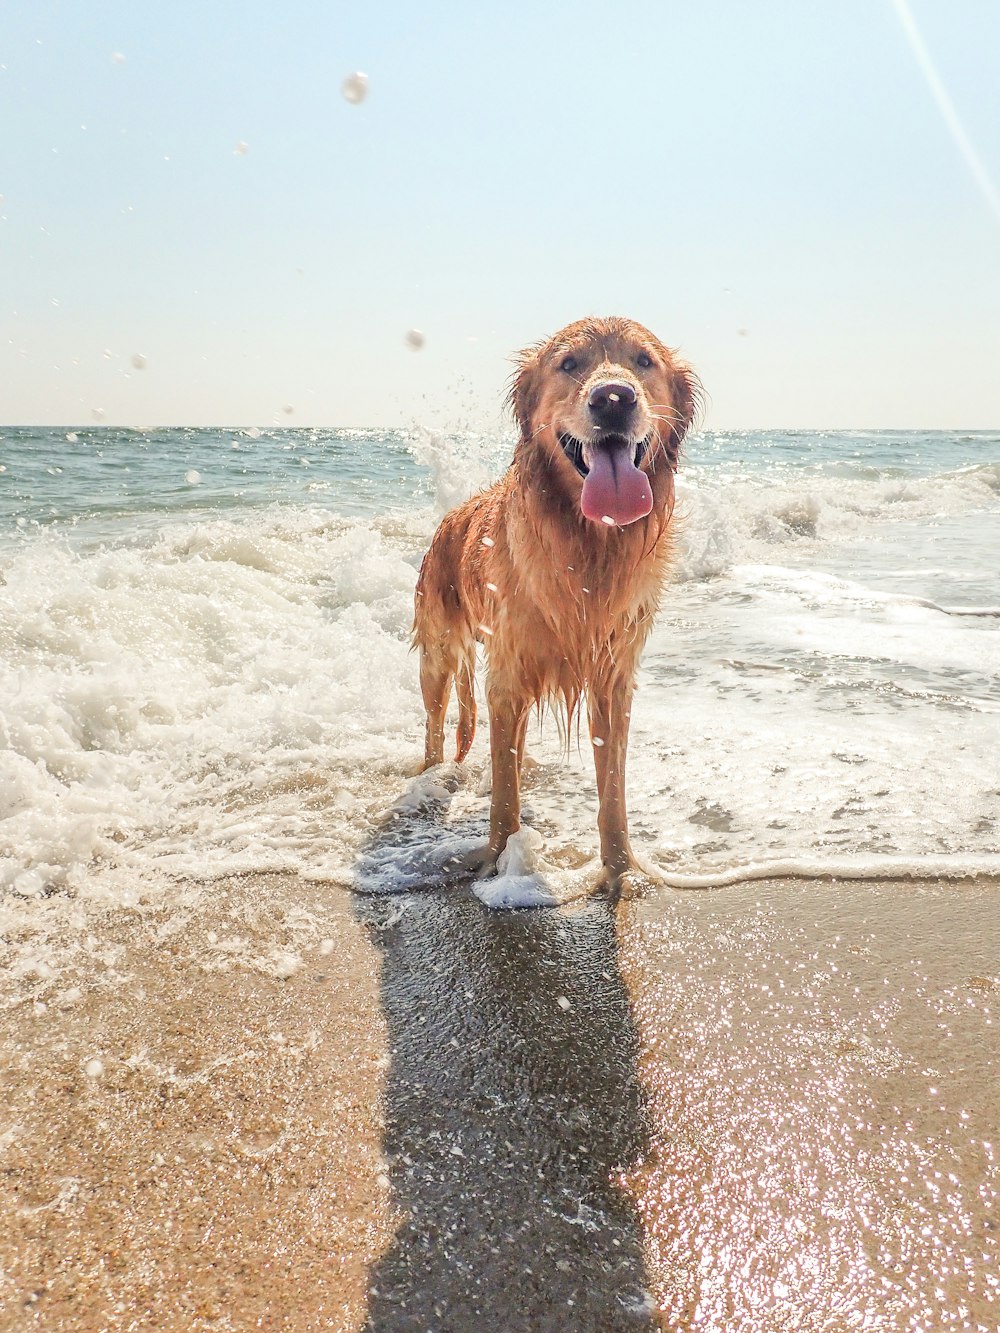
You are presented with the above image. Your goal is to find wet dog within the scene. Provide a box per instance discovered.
[413,317,699,888]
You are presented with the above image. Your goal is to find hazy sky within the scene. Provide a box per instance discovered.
[2,1,999,429]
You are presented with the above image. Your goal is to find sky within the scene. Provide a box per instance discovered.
[2,0,999,430]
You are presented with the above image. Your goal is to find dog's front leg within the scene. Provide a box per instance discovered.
[589,678,638,886]
[487,684,529,866]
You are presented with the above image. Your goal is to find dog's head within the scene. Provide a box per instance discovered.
[507,316,699,527]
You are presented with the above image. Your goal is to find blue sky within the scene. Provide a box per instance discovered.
[2,0,998,428]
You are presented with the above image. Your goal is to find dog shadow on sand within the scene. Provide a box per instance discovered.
[351,773,658,1332]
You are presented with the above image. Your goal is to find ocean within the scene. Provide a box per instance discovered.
[1,425,999,918]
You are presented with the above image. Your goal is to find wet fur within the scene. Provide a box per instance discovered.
[413,316,699,886]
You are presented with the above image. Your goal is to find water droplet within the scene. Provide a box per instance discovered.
[233,140,249,156]
[84,1058,104,1079]
[185,469,201,485]
[342,71,368,105]
[131,352,147,370]
[405,328,425,351]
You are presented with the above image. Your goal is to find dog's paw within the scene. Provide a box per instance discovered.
[445,842,498,879]
[596,857,664,900]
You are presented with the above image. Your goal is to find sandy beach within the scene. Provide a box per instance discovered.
[2,871,997,1332]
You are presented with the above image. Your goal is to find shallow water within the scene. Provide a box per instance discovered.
[1,425,998,918]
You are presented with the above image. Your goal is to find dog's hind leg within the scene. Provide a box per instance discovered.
[454,649,477,762]
[419,647,452,770]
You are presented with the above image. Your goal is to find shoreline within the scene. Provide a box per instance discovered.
[2,872,998,1330]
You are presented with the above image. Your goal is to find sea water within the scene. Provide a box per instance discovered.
[1,426,998,920]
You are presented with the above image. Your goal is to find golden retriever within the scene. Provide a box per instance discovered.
[413,316,699,889]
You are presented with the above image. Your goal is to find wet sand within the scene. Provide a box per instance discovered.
[2,873,997,1331]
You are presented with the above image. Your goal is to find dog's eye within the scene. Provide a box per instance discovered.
[636,352,653,369]
[560,356,578,374]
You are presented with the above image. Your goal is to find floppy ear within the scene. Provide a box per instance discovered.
[665,355,703,460]
[505,344,543,441]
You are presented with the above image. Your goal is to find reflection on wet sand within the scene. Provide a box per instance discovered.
[617,881,999,1332]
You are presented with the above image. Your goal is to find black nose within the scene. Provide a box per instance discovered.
[588,380,637,427]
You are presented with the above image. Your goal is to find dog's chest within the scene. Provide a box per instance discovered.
[492,556,660,677]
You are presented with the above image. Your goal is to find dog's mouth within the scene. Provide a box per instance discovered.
[558,432,648,479]
[558,432,654,526]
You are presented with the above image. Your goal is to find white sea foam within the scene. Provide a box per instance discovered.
[0,510,428,906]
[672,463,1000,581]
[472,829,572,910]
[656,854,1000,889]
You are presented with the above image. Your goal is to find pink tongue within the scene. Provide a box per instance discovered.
[580,442,653,526]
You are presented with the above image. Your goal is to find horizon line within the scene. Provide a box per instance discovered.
[3,422,998,434]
